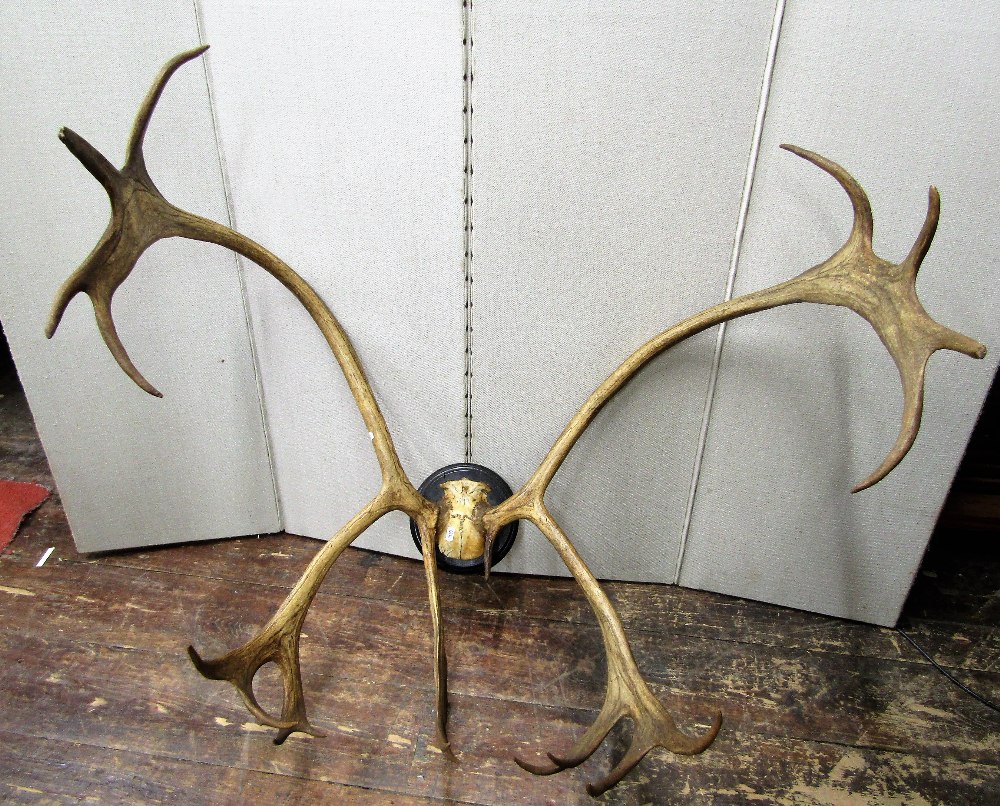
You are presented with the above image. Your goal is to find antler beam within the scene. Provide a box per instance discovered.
[485,144,986,792]
[49,46,986,798]
[47,46,454,754]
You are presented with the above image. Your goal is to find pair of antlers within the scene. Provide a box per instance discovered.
[48,47,985,796]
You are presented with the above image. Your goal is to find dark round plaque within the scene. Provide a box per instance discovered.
[408,463,519,574]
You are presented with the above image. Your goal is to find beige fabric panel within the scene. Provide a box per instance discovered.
[197,2,467,554]
[678,2,1000,625]
[0,3,280,551]
[5,3,992,628]
[470,2,780,579]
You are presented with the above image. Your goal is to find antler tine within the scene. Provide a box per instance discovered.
[852,354,926,493]
[125,44,210,177]
[780,143,874,248]
[45,279,79,341]
[58,126,122,199]
[92,292,163,397]
[586,737,652,798]
[46,126,124,342]
[418,517,458,760]
[903,185,940,277]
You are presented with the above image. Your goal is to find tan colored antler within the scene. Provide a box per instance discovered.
[486,145,986,793]
[51,45,988,798]
[515,506,721,796]
[47,46,452,752]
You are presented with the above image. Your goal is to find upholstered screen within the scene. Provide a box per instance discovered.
[2,1,995,625]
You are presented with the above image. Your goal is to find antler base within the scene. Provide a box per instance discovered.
[409,463,519,574]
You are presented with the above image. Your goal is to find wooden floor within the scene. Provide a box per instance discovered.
[1,372,997,805]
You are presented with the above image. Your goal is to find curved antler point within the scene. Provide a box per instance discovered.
[46,283,84,341]
[134,373,164,399]
[779,143,824,167]
[902,184,941,275]
[513,753,562,776]
[187,644,211,675]
[851,465,894,495]
[687,710,723,753]
[92,298,164,398]
[586,736,651,797]
[125,45,213,171]
[781,143,876,249]
[546,751,572,769]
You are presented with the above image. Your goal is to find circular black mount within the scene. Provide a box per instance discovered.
[409,463,519,574]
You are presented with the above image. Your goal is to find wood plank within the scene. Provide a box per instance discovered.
[2,631,996,804]
[0,730,445,805]
[0,631,596,804]
[7,509,998,678]
[2,532,997,769]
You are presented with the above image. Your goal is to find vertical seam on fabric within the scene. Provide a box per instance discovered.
[462,0,475,462]
[193,1,284,528]
[673,0,786,584]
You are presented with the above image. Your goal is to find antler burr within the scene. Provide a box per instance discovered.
[48,46,986,797]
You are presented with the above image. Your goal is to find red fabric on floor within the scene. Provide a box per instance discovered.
[0,480,50,552]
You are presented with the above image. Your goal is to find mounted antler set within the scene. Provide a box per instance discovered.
[48,47,986,797]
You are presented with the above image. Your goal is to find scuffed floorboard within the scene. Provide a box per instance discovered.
[1,373,997,804]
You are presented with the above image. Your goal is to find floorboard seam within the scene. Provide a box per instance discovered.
[0,728,481,805]
[5,553,996,672]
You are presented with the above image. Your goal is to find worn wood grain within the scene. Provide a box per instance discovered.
[4,523,997,766]
[0,731,440,805]
[9,507,998,677]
